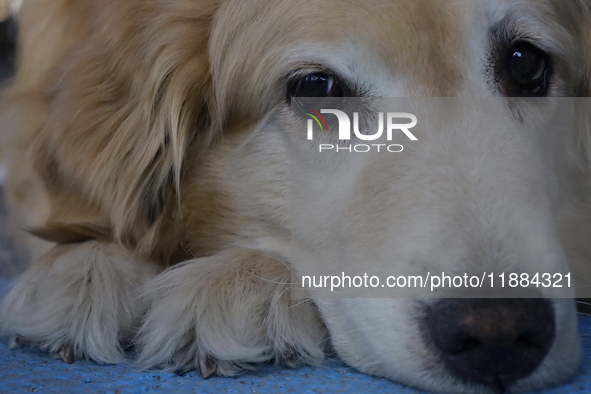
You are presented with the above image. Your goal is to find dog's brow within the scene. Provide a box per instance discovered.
[489,16,562,59]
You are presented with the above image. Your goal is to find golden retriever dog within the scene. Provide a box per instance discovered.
[1,0,591,393]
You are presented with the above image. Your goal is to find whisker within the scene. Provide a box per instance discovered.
[289,298,313,309]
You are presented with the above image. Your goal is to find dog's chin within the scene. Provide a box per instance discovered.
[315,297,581,394]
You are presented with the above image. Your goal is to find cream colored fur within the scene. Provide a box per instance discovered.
[135,249,328,376]
[0,242,156,363]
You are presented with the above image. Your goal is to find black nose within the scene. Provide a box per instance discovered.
[426,297,555,389]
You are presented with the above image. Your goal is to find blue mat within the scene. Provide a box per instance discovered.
[0,278,589,394]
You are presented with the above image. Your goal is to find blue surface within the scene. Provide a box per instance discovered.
[0,278,590,394]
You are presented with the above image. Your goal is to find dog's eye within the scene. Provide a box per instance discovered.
[288,73,345,99]
[505,42,551,96]
[287,72,348,111]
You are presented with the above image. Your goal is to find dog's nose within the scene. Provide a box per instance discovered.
[426,297,555,389]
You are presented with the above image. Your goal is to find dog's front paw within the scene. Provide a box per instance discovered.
[0,242,157,364]
[135,249,328,377]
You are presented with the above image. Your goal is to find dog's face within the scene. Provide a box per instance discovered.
[8,0,591,392]
[174,0,591,392]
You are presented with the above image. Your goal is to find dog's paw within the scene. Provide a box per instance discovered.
[0,242,157,364]
[135,249,329,377]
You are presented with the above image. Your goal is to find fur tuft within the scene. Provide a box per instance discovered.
[0,242,157,363]
[134,249,328,375]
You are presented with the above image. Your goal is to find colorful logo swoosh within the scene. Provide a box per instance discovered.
[303,107,329,132]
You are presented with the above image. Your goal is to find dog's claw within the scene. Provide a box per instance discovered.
[199,354,216,379]
[8,335,28,350]
[59,344,76,364]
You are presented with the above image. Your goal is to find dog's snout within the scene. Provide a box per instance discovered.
[426,297,555,389]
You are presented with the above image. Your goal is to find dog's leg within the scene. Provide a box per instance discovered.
[135,248,329,377]
[0,241,157,364]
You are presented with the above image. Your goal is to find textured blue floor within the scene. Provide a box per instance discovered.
[0,278,590,394]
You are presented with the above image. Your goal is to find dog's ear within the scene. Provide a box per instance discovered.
[9,0,219,250]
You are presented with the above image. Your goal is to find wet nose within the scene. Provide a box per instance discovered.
[426,297,555,389]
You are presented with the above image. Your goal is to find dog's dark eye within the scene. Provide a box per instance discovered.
[506,42,551,96]
[287,72,347,110]
[288,73,345,99]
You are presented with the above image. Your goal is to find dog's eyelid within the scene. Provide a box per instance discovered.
[490,23,559,63]
[283,67,324,82]
[282,64,335,85]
